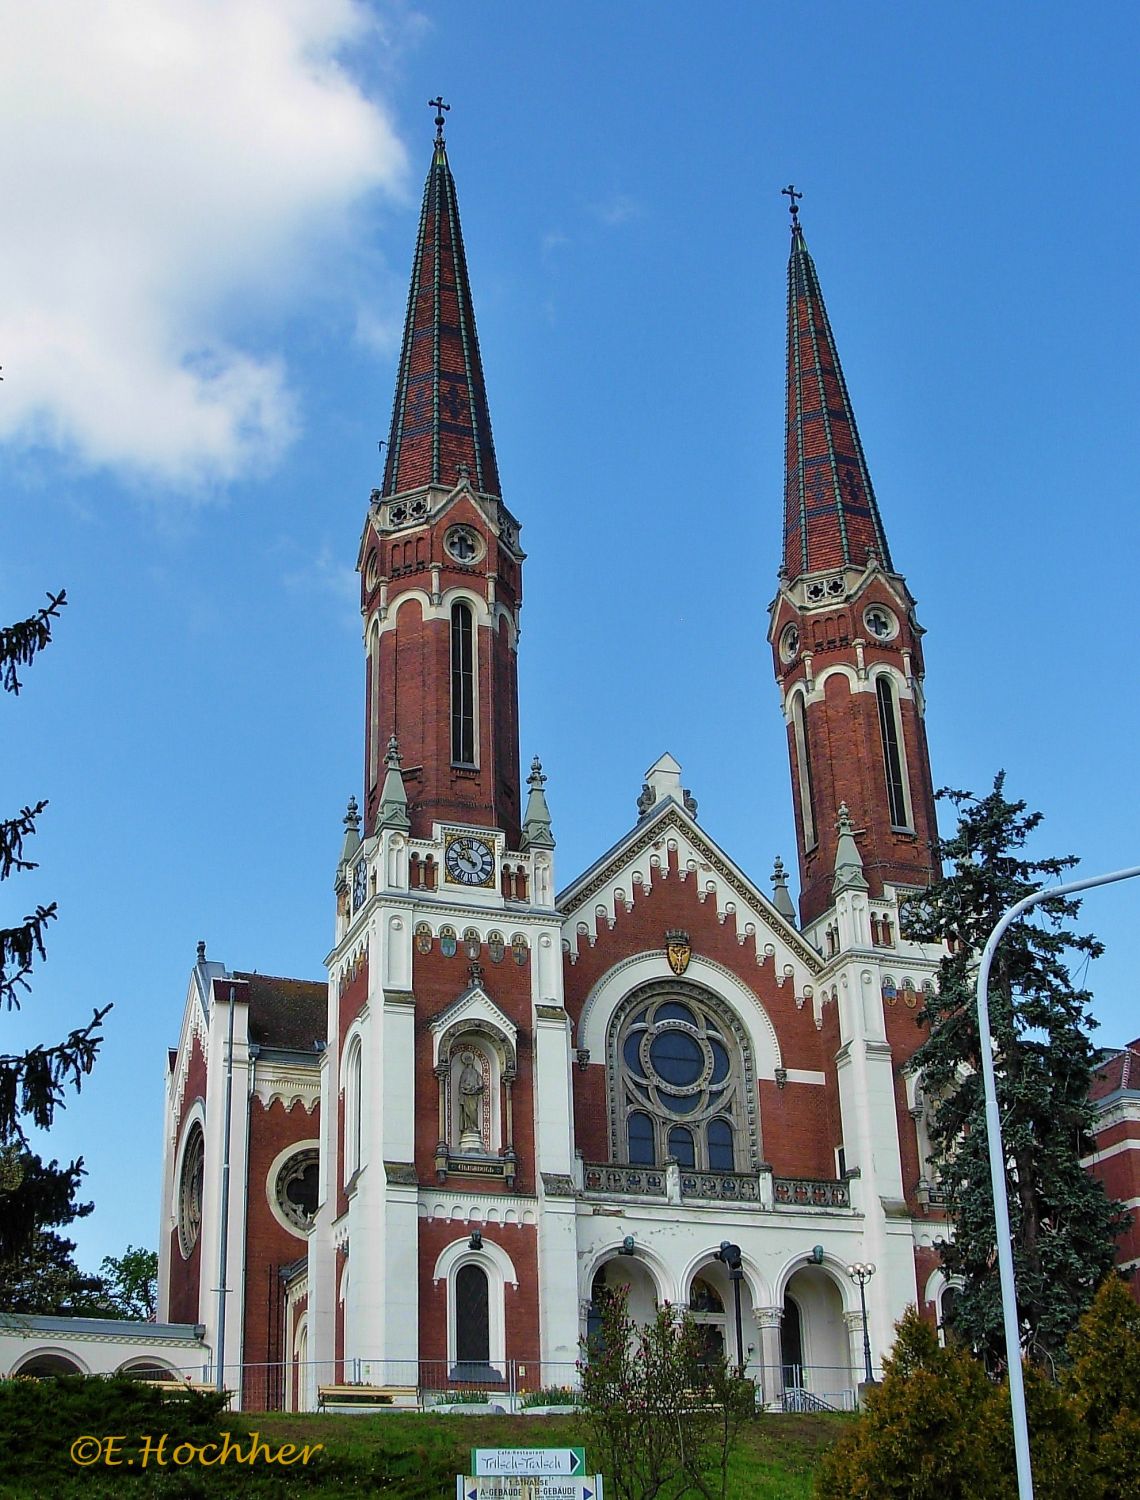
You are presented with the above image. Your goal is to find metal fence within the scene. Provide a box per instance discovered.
[120,1357,858,1414]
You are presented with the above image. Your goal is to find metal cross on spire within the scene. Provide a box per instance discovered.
[782,183,803,230]
[428,95,450,142]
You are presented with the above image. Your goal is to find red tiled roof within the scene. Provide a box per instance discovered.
[233,972,326,1053]
[1090,1040,1140,1101]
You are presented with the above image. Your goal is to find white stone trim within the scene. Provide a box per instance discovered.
[433,1238,517,1373]
[576,951,782,1080]
[264,1138,321,1241]
[1082,1137,1140,1167]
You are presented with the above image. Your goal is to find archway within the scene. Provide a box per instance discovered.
[781,1265,853,1408]
[585,1254,661,1351]
[12,1351,85,1377]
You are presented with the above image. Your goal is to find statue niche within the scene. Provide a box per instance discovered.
[456,1047,487,1153]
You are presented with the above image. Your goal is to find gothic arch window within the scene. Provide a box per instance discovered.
[608,981,756,1173]
[344,1037,363,1181]
[367,620,381,788]
[450,600,476,766]
[875,674,912,830]
[454,1263,491,1376]
[790,692,817,850]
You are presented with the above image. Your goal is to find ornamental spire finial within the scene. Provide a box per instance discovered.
[781,183,803,233]
[428,95,450,144]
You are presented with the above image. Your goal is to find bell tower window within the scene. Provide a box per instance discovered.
[875,675,910,829]
[450,601,476,766]
[791,692,817,850]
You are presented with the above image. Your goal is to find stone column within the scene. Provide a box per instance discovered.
[755,1306,783,1407]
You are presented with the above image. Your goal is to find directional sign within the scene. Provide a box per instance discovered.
[458,1477,602,1500]
[472,1449,586,1477]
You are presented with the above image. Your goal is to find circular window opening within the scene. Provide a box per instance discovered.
[863,605,898,642]
[444,526,483,565]
[276,1149,320,1234]
[779,623,800,664]
[178,1121,204,1259]
[649,1029,704,1087]
[365,550,380,591]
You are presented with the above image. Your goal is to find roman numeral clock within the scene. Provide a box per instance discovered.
[443,833,496,888]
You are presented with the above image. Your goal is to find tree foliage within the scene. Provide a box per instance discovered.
[816,1282,1140,1500]
[902,775,1127,1367]
[93,1244,159,1321]
[579,1284,753,1500]
[1,593,110,1281]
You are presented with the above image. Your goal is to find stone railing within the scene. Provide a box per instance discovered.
[581,1163,667,1197]
[679,1170,764,1203]
[772,1176,851,1210]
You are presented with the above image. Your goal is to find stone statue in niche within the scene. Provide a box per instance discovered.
[457,1049,485,1153]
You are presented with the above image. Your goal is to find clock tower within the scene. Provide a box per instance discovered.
[768,200,939,929]
[358,103,523,848]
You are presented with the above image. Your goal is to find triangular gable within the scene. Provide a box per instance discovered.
[558,800,822,981]
[428,983,518,1068]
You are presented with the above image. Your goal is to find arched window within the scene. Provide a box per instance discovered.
[450,601,476,766]
[453,1263,494,1380]
[667,1125,695,1168]
[628,1111,655,1165]
[707,1118,734,1171]
[345,1039,363,1181]
[611,983,754,1172]
[791,693,817,849]
[367,621,381,788]
[875,675,910,829]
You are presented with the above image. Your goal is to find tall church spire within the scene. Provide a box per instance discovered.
[783,209,892,581]
[381,102,501,499]
[770,196,938,929]
[359,109,523,845]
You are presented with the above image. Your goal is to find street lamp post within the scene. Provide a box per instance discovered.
[846,1261,876,1384]
[974,862,1140,1500]
[714,1241,745,1375]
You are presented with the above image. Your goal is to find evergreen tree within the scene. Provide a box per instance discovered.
[903,775,1128,1368]
[1,593,110,1275]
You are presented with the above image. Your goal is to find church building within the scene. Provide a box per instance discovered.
[154,115,1138,1411]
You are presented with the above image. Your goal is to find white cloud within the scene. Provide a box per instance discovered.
[590,193,642,227]
[0,0,409,490]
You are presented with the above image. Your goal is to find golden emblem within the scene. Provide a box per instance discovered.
[665,929,692,976]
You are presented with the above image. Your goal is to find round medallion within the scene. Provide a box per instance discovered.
[779,623,800,664]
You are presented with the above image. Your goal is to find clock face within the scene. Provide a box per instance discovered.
[352,858,368,911]
[444,834,495,887]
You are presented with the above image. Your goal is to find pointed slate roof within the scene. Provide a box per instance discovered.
[381,127,501,499]
[783,220,892,579]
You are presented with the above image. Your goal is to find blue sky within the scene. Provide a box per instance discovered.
[4,1,1139,1270]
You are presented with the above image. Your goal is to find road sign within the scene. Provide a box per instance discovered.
[458,1477,602,1500]
[472,1449,586,1477]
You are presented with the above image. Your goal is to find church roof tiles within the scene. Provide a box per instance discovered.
[783,221,892,580]
[381,130,501,499]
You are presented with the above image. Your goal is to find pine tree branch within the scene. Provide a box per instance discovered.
[0,1004,111,1142]
[0,802,47,880]
[1,591,66,695]
[0,904,57,1010]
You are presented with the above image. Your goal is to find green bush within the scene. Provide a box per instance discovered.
[815,1308,999,1498]
[816,1280,1140,1500]
[1063,1275,1140,1499]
